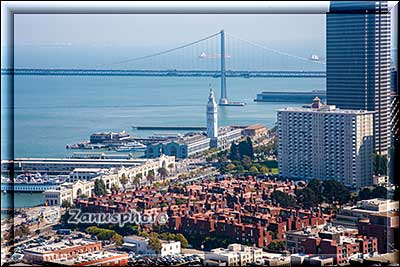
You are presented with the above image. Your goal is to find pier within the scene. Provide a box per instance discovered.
[132,126,207,131]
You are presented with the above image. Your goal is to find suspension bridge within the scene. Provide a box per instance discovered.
[1,30,326,105]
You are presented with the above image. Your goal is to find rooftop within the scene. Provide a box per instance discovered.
[244,124,267,130]
[278,105,375,115]
[71,168,103,173]
[25,239,100,254]
[51,250,128,265]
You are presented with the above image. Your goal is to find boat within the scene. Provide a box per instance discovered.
[310,54,320,61]
[116,141,146,152]
[219,101,246,106]
[1,174,64,192]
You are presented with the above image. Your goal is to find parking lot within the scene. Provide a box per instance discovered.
[129,254,203,266]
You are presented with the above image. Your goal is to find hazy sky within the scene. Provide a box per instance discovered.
[13,14,327,47]
[2,2,397,51]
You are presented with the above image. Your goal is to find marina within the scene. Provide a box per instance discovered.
[66,131,147,153]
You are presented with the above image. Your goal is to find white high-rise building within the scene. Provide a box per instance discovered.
[277,97,375,188]
[207,87,218,139]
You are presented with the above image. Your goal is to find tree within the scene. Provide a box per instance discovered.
[246,137,254,159]
[236,164,245,173]
[358,188,372,200]
[296,188,318,209]
[94,179,107,196]
[111,234,124,246]
[238,137,254,160]
[226,163,236,171]
[271,190,296,208]
[168,163,174,172]
[86,226,117,241]
[158,167,168,180]
[322,180,350,205]
[374,153,388,176]
[241,155,252,168]
[15,224,30,239]
[249,165,259,174]
[229,142,240,161]
[120,173,128,188]
[148,236,162,254]
[371,186,388,199]
[61,199,72,209]
[259,166,269,174]
[147,170,155,184]
[111,183,119,192]
[268,240,286,252]
[133,173,142,188]
[175,233,189,248]
[307,179,323,203]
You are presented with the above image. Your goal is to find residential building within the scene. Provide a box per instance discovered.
[358,211,399,253]
[302,235,378,265]
[326,1,391,155]
[204,244,263,266]
[333,198,399,229]
[286,224,358,254]
[278,98,374,188]
[123,235,181,256]
[291,254,335,267]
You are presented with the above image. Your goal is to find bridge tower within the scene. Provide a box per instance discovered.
[219,29,228,105]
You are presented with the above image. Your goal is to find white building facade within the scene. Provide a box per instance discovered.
[204,244,263,266]
[43,179,95,206]
[278,98,374,188]
[118,154,175,186]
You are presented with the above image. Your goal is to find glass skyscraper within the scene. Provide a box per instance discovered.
[327,1,391,155]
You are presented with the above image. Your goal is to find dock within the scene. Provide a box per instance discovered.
[132,126,207,131]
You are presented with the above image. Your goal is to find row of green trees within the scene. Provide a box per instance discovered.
[140,231,189,252]
[85,226,124,246]
[229,137,254,161]
[224,159,278,175]
[270,178,390,210]
[358,186,388,200]
[267,179,352,209]
[254,136,278,158]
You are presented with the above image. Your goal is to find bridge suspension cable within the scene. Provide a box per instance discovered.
[225,32,325,65]
[97,31,220,68]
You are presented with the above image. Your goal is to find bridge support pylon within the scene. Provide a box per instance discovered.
[219,29,228,105]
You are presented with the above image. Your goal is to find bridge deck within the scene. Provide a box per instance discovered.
[1,68,326,78]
